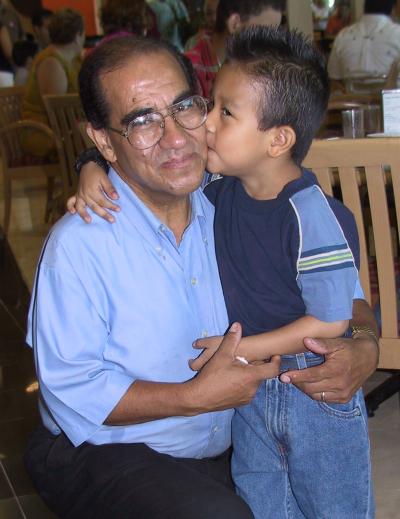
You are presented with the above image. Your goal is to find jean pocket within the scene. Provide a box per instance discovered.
[318,394,363,420]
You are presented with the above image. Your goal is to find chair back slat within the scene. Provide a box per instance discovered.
[338,165,371,304]
[304,138,400,369]
[43,94,88,202]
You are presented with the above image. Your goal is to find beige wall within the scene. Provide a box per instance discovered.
[351,0,364,21]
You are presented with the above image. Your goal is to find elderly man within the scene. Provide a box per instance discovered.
[26,36,378,518]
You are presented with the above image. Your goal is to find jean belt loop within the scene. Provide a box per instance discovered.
[295,352,307,370]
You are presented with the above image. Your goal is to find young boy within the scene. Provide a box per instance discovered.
[71,27,373,518]
[194,26,374,519]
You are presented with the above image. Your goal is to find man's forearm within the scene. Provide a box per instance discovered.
[105,380,199,425]
[105,324,281,426]
[350,299,379,338]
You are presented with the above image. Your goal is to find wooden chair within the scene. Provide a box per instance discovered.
[304,137,400,411]
[0,86,59,236]
[304,138,400,362]
[43,94,89,208]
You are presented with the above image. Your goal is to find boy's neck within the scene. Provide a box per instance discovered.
[240,160,302,201]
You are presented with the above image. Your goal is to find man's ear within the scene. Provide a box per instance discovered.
[226,13,243,34]
[86,124,117,163]
[267,126,296,159]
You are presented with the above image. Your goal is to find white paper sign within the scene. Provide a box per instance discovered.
[382,89,400,133]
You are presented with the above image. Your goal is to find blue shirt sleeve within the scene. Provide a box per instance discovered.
[290,185,360,322]
[27,235,133,447]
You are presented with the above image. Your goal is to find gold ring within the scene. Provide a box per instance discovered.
[320,391,326,402]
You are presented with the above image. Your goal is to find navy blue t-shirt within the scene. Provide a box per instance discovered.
[204,169,361,337]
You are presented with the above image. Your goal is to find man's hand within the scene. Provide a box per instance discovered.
[280,335,378,403]
[189,335,223,371]
[186,323,280,414]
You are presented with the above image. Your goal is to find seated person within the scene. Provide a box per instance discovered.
[12,40,38,86]
[21,8,85,159]
[328,0,400,85]
[185,0,284,98]
[31,8,53,51]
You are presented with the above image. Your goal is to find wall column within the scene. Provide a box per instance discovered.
[286,0,313,38]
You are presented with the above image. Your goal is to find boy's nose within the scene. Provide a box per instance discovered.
[205,109,216,133]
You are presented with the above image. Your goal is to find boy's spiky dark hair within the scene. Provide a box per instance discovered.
[225,25,329,164]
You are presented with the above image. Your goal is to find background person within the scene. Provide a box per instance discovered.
[184,0,219,51]
[100,0,149,41]
[185,0,285,98]
[21,8,85,159]
[31,8,53,51]
[147,0,190,51]
[12,39,38,86]
[328,0,400,83]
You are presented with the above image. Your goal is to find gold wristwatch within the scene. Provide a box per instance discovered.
[350,325,379,349]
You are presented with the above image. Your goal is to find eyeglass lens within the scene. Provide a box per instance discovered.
[127,96,207,149]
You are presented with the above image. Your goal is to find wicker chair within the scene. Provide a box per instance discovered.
[0,86,59,236]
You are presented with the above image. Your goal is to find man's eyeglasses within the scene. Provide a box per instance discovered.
[108,95,208,150]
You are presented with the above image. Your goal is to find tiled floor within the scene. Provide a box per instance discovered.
[0,176,399,518]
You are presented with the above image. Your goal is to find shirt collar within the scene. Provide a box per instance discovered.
[108,166,207,238]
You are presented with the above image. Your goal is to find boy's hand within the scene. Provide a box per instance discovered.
[66,163,120,223]
[189,335,223,371]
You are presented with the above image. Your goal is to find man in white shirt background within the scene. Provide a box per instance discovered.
[328,0,400,83]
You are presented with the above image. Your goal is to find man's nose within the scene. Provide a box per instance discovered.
[158,116,187,149]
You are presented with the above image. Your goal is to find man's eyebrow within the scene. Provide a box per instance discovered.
[120,90,194,127]
[120,107,153,127]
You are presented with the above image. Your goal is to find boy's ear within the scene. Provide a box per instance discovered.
[226,13,243,34]
[86,124,117,163]
[266,126,296,159]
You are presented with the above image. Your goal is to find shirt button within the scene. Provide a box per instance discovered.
[202,330,208,338]
[191,277,197,285]
[160,224,166,232]
[213,426,219,433]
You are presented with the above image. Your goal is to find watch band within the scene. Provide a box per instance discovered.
[74,147,109,176]
[351,325,379,349]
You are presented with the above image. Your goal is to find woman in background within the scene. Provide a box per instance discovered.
[22,8,84,159]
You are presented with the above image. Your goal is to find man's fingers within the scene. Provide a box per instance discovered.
[217,322,242,357]
[280,362,329,385]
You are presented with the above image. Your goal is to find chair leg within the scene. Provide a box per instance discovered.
[44,176,55,223]
[3,175,11,236]
[365,372,400,417]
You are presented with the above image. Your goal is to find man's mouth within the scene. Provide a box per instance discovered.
[161,153,195,169]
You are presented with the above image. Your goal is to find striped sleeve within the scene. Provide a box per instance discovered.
[298,243,355,274]
[290,185,359,322]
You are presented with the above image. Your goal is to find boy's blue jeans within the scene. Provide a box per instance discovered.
[232,352,375,519]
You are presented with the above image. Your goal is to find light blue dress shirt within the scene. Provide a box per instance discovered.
[27,167,232,457]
